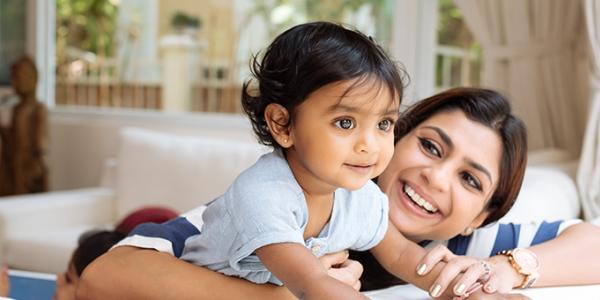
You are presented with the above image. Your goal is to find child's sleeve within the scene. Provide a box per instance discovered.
[225,181,306,271]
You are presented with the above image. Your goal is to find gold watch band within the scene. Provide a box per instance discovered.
[497,249,539,289]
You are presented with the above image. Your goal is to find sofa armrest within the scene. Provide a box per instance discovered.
[0,188,116,239]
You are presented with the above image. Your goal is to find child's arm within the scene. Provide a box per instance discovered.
[256,243,368,300]
[370,225,456,298]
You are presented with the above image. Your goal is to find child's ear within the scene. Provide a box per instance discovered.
[264,103,292,148]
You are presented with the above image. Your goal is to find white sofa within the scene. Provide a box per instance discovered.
[0,127,582,274]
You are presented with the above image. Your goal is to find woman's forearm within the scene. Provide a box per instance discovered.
[527,222,600,286]
[76,246,295,300]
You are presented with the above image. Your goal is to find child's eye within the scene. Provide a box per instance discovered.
[418,138,441,157]
[461,172,482,191]
[377,119,394,132]
[334,118,355,130]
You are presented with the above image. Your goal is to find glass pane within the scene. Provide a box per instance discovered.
[0,0,26,86]
[435,0,480,91]
[54,0,393,114]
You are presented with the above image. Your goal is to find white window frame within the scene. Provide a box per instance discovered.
[389,0,438,105]
[27,0,55,107]
[36,0,438,113]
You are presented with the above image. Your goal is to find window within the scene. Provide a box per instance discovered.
[0,0,27,86]
[53,0,394,114]
[435,0,480,91]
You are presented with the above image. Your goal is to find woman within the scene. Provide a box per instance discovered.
[77,88,600,299]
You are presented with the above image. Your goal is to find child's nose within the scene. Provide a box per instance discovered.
[354,130,379,154]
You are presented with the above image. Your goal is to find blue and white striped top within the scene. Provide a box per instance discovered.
[422,219,581,258]
[116,205,580,260]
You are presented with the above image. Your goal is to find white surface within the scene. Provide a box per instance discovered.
[364,283,600,300]
[115,127,267,218]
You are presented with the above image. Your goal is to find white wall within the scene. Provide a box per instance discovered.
[48,108,255,190]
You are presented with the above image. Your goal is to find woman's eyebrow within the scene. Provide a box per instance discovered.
[423,126,453,149]
[422,126,492,183]
[465,159,492,183]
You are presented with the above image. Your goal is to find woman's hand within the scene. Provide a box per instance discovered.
[416,245,495,298]
[319,251,364,291]
[0,265,9,297]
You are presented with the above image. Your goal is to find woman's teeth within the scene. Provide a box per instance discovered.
[403,184,438,213]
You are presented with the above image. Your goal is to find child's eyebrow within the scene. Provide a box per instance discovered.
[328,104,399,116]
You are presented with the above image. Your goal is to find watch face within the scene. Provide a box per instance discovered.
[513,248,540,274]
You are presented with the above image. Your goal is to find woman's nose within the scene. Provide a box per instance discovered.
[420,164,451,192]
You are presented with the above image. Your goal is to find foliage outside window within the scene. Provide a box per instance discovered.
[436,0,480,90]
[53,0,393,114]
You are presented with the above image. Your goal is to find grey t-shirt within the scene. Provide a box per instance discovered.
[181,151,389,285]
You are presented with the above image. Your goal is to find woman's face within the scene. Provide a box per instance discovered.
[53,261,78,300]
[377,110,502,241]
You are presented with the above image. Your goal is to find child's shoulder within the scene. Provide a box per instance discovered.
[231,150,301,194]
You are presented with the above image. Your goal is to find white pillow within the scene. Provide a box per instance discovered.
[115,127,267,218]
[500,166,580,223]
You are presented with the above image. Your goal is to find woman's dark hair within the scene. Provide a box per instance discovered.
[395,87,528,226]
[72,230,126,276]
[242,21,407,149]
[354,87,528,291]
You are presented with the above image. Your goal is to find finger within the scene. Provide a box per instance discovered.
[338,259,364,280]
[481,272,513,294]
[429,258,478,297]
[319,250,349,269]
[352,279,361,291]
[453,261,491,296]
[326,259,363,288]
[418,244,457,275]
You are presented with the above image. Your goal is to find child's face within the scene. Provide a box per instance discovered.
[285,79,398,193]
[53,261,78,300]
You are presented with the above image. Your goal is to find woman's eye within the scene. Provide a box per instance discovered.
[418,138,441,157]
[334,118,355,130]
[462,172,482,191]
[377,119,394,132]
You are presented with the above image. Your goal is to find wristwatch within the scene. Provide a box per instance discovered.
[497,248,540,289]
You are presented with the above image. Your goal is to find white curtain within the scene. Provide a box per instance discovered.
[454,0,588,157]
[578,0,600,220]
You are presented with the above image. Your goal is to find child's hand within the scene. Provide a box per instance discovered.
[319,251,363,291]
[416,245,493,298]
[0,265,9,297]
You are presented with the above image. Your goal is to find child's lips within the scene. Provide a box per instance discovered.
[344,163,375,174]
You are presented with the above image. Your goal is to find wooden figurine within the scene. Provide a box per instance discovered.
[0,56,48,196]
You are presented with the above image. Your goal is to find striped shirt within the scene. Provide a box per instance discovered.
[117,207,580,260]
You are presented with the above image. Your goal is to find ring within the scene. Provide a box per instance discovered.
[480,260,492,277]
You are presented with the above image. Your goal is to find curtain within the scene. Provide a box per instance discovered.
[454,0,588,157]
[578,0,600,220]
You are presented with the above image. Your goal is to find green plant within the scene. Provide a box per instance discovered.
[170,11,201,29]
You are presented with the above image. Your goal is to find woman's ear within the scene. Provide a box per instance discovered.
[264,103,292,148]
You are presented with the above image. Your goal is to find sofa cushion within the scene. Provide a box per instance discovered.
[500,165,580,223]
[115,127,267,218]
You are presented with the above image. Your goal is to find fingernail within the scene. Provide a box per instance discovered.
[454,283,466,295]
[484,282,495,293]
[416,263,427,275]
[430,284,442,298]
